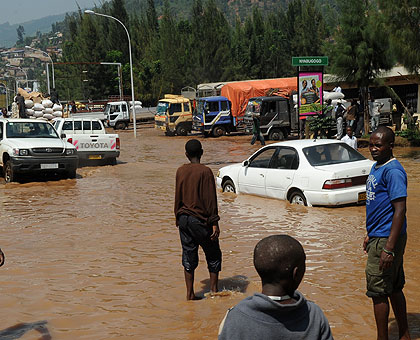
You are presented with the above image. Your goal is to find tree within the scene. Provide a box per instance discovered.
[330,0,394,133]
[378,0,420,73]
[16,25,25,45]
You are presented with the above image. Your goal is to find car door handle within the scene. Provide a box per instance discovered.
[260,173,264,177]
[286,176,291,179]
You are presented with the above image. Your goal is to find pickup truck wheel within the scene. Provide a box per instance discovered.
[222,179,236,193]
[176,125,188,136]
[212,126,226,137]
[115,122,125,130]
[268,128,284,141]
[108,157,117,165]
[4,161,15,183]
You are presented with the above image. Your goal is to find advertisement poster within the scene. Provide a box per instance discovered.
[298,72,323,118]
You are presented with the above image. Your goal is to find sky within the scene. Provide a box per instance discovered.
[0,0,98,25]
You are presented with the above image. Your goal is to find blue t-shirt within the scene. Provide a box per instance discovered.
[366,159,407,237]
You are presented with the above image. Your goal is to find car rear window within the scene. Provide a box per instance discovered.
[303,143,366,166]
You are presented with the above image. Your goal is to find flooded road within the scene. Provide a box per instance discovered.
[1,126,419,339]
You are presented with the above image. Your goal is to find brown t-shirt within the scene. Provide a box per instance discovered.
[174,163,220,226]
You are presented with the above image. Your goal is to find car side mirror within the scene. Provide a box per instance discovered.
[61,133,66,139]
[242,160,249,167]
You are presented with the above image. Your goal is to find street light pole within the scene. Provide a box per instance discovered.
[25,46,55,91]
[85,10,137,138]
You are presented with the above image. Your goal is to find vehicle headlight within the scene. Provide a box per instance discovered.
[66,148,75,155]
[13,148,29,156]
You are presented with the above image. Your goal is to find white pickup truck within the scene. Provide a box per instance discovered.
[0,118,78,183]
[53,117,120,165]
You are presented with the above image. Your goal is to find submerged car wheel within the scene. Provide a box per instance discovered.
[222,179,236,193]
[289,190,307,206]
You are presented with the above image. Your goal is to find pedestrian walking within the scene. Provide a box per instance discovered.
[174,139,222,300]
[250,112,265,146]
[335,100,346,139]
[363,126,410,340]
[218,235,333,340]
[345,99,357,128]
[391,103,402,132]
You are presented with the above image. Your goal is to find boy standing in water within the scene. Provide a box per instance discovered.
[364,126,410,339]
[174,139,222,300]
[218,235,333,339]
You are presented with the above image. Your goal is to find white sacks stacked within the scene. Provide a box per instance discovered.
[52,103,63,118]
[41,99,54,120]
[129,100,143,115]
[33,103,45,118]
[25,99,34,117]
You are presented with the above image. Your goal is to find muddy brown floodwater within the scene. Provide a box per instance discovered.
[1,125,419,339]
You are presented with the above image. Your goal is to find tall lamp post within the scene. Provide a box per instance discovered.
[85,10,137,138]
[25,46,55,93]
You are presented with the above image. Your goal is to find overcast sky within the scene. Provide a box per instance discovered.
[1,0,98,25]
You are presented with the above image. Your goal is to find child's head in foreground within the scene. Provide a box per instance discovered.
[253,235,306,295]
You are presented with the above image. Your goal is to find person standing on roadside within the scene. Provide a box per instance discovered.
[16,93,26,118]
[335,100,346,140]
[174,139,222,300]
[364,126,410,340]
[369,97,383,133]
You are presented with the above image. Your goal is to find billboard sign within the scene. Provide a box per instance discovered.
[298,72,323,118]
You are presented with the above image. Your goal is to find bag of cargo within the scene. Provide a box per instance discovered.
[43,113,54,120]
[33,103,44,111]
[43,108,54,114]
[52,104,63,111]
[53,111,63,117]
[26,109,34,116]
[42,99,53,108]
[25,100,34,108]
[33,111,44,118]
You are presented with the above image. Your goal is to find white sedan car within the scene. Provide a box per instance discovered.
[216,139,374,206]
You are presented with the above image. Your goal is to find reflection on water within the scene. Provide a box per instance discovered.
[0,128,419,339]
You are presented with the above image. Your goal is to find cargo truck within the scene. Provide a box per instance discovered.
[154,95,192,136]
[192,96,235,137]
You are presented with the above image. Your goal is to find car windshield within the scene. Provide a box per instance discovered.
[104,104,111,115]
[6,122,59,139]
[156,102,169,115]
[245,99,262,116]
[303,143,366,166]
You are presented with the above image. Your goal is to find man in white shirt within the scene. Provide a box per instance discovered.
[341,126,357,149]
[333,84,342,93]
[369,98,384,132]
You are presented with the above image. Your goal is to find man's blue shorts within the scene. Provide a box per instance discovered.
[178,214,222,273]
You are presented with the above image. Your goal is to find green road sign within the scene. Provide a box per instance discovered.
[292,56,328,67]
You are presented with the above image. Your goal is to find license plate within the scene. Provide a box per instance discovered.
[358,192,366,202]
[89,155,102,160]
[41,163,58,169]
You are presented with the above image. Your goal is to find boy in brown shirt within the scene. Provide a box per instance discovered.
[175,139,222,300]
